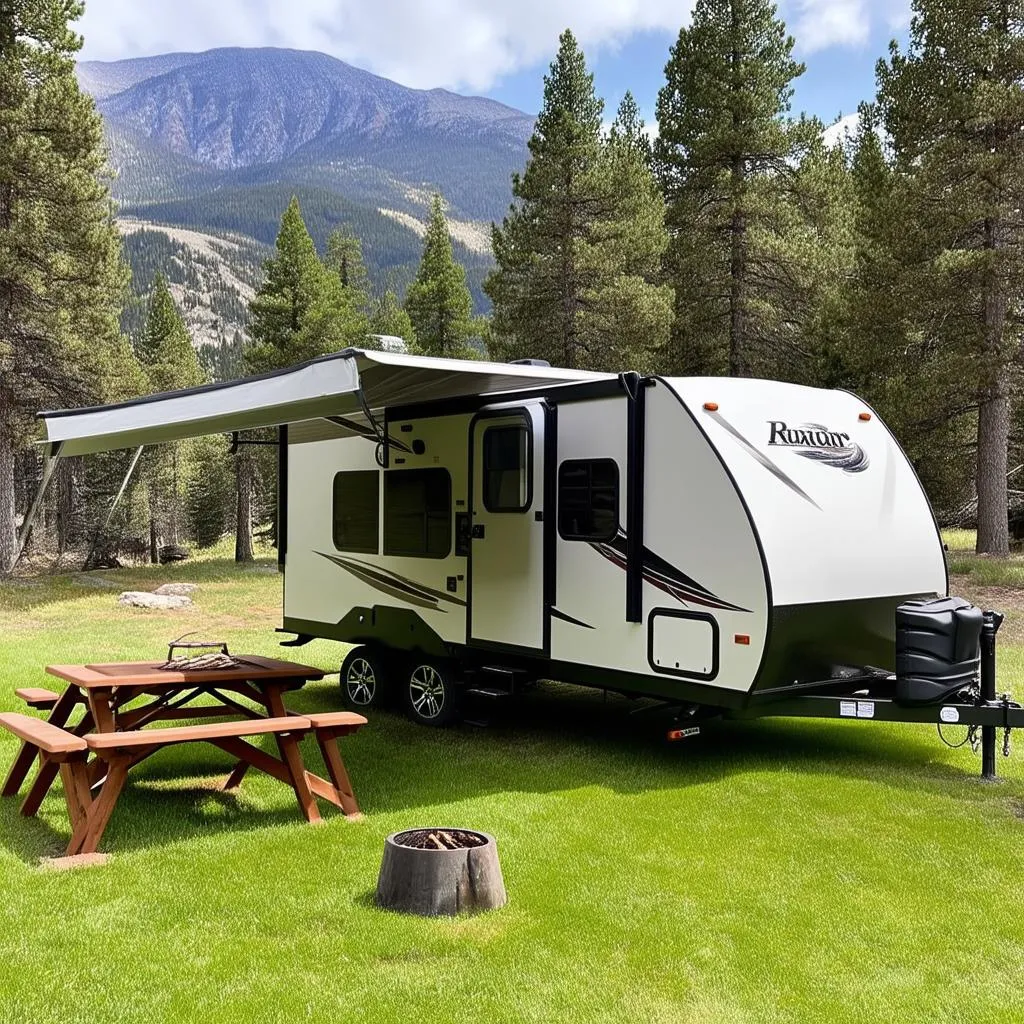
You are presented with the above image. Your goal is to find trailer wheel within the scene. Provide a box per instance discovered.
[404,661,459,727]
[340,647,390,709]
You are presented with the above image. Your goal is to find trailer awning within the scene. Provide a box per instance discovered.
[40,348,611,457]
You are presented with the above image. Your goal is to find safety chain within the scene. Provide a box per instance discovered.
[968,724,980,755]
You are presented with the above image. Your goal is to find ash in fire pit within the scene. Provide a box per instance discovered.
[394,829,486,851]
[376,829,506,916]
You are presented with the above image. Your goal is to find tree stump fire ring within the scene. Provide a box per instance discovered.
[375,828,507,917]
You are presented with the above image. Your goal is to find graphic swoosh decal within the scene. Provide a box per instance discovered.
[550,608,595,629]
[709,412,821,509]
[318,552,466,611]
[591,532,750,613]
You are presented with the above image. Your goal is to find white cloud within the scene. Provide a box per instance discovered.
[76,0,912,94]
[785,0,911,54]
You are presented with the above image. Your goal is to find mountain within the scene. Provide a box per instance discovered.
[76,47,536,350]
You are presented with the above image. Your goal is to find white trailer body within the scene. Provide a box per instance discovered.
[278,370,946,710]
[37,350,947,717]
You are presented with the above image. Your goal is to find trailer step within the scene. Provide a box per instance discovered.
[464,687,512,699]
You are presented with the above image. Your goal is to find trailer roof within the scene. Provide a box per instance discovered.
[40,348,612,457]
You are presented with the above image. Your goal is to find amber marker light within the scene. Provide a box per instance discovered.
[703,402,719,412]
[859,412,872,421]
[734,634,751,645]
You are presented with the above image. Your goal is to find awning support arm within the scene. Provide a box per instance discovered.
[83,445,145,570]
[11,443,62,569]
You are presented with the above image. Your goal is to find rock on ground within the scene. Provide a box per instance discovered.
[118,591,192,610]
[153,583,199,596]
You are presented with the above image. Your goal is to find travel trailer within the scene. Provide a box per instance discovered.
[27,349,1024,776]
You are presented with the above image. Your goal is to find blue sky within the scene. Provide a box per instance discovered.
[79,0,912,128]
[486,25,904,127]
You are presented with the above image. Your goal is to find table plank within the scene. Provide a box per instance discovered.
[46,657,324,689]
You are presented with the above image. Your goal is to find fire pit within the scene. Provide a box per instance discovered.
[376,828,507,916]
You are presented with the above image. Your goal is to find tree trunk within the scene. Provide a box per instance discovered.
[235,449,254,563]
[976,217,1010,556]
[729,202,747,378]
[0,409,16,573]
[149,517,159,564]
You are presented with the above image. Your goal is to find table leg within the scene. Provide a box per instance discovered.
[87,689,117,733]
[2,685,80,797]
[277,734,321,824]
[67,755,129,857]
[223,761,250,790]
[315,731,361,818]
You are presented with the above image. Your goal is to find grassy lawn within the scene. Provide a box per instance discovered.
[1,544,1024,1023]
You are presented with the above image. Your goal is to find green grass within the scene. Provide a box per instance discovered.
[2,551,1024,1022]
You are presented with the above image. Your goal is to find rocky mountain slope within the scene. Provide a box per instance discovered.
[77,47,535,348]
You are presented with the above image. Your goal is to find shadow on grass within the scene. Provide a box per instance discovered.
[0,677,1016,865]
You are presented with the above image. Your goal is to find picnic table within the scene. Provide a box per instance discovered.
[0,656,367,860]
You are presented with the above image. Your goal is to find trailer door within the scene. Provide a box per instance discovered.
[468,404,547,653]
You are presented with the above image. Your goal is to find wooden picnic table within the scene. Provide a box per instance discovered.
[1,656,366,859]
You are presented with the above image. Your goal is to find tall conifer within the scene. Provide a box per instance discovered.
[404,195,475,358]
[0,0,129,570]
[656,0,816,377]
[877,0,1024,554]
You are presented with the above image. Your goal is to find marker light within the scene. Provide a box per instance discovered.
[703,402,719,412]
[734,634,751,645]
[859,412,872,421]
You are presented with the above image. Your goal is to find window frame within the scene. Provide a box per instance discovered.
[481,421,532,514]
[557,458,620,543]
[332,470,380,554]
[383,467,453,560]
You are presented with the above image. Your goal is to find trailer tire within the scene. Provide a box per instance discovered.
[340,647,391,710]
[404,660,460,727]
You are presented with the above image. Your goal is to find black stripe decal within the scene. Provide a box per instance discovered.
[550,607,595,630]
[592,531,750,614]
[318,552,466,610]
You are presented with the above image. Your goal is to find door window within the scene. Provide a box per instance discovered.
[483,423,531,513]
[558,459,619,541]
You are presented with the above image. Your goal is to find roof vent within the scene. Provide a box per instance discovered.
[510,358,551,368]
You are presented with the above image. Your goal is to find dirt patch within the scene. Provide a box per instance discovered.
[948,575,1024,643]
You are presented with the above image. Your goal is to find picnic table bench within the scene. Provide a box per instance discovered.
[0,657,367,859]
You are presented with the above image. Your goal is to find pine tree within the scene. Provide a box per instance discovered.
[326,227,371,315]
[136,274,205,555]
[655,0,817,378]
[246,197,363,373]
[877,0,1024,555]
[369,290,416,349]
[485,30,605,368]
[486,37,672,371]
[404,195,475,359]
[579,94,673,372]
[0,0,129,571]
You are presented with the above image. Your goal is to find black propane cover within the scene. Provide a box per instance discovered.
[895,597,983,705]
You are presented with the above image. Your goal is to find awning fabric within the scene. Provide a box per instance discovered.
[40,348,611,457]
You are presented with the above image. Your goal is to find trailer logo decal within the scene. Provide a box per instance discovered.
[317,552,466,611]
[768,421,869,473]
[592,532,750,613]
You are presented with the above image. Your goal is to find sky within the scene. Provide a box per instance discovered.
[77,0,912,128]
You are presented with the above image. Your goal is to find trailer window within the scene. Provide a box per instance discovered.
[384,468,452,559]
[558,459,619,542]
[483,424,530,513]
[332,471,379,553]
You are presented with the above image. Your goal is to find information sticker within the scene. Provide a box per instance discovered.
[857,701,875,719]
[840,701,857,718]
[940,706,960,724]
